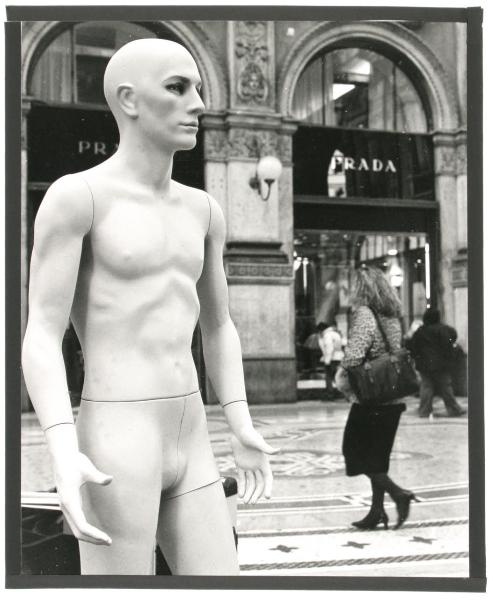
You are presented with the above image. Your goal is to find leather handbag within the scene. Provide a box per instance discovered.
[346,310,419,406]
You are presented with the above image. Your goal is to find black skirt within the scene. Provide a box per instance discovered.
[342,402,406,476]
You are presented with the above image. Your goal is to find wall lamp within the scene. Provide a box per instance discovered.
[249,155,283,201]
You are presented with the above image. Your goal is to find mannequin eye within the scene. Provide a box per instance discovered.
[166,82,185,94]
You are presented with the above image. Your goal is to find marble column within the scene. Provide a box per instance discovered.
[452,130,468,351]
[21,97,33,411]
[433,130,467,348]
[201,21,298,403]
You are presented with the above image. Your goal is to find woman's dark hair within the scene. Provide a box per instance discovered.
[350,266,402,317]
[423,307,440,325]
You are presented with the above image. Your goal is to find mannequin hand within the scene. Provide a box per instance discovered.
[230,428,279,504]
[54,452,113,545]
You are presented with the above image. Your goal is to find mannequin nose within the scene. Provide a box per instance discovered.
[189,90,205,115]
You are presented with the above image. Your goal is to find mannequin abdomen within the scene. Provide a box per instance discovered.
[72,269,201,401]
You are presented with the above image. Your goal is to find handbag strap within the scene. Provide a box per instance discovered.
[369,307,393,354]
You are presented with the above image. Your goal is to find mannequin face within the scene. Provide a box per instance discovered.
[135,48,205,151]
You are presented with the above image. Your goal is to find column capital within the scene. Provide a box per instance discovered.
[201,112,298,164]
[432,129,467,176]
[22,95,35,115]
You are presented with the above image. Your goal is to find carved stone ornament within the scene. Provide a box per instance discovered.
[434,145,456,175]
[228,129,279,159]
[237,62,268,104]
[278,135,293,164]
[204,130,228,161]
[456,143,467,176]
[226,262,294,280]
[234,21,271,107]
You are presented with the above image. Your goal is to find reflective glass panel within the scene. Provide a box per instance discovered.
[292,48,428,133]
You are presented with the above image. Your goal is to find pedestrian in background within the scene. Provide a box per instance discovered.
[335,266,418,530]
[317,320,344,400]
[406,308,466,418]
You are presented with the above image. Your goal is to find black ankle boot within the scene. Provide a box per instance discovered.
[392,490,420,529]
[351,508,389,530]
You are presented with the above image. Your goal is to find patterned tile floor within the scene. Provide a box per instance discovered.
[21,395,469,577]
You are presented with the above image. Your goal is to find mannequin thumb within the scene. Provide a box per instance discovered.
[254,438,280,455]
[88,468,113,486]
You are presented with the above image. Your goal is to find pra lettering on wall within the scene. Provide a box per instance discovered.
[77,140,119,156]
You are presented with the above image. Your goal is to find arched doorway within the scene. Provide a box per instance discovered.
[288,41,439,394]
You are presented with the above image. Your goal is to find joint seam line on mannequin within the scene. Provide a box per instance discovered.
[168,395,187,490]
[162,476,222,501]
[205,193,211,237]
[222,400,248,407]
[42,421,75,432]
[78,174,94,234]
[80,390,201,402]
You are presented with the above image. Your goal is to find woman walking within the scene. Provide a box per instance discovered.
[335,266,419,530]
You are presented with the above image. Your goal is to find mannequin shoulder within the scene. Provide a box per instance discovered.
[35,173,94,236]
[172,181,225,237]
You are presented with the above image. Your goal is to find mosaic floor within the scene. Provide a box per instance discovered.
[21,395,469,577]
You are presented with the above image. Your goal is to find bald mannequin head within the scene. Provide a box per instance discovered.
[103,38,204,150]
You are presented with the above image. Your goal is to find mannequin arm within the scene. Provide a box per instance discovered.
[197,194,279,502]
[22,175,112,545]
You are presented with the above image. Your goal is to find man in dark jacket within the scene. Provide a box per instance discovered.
[407,308,466,418]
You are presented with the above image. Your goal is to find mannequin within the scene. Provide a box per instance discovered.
[22,39,278,575]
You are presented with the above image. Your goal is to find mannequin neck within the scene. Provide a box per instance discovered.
[113,127,174,194]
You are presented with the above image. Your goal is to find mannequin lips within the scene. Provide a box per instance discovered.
[180,122,199,130]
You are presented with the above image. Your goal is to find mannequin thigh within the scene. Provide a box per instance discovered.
[156,480,240,575]
[76,398,182,575]
[78,476,161,575]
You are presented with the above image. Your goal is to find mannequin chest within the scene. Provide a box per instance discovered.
[90,199,206,280]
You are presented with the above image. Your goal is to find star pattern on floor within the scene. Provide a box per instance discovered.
[342,541,370,549]
[269,544,299,553]
[410,535,436,544]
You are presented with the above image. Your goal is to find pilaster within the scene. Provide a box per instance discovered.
[199,22,299,402]
[433,129,467,348]
[21,97,34,411]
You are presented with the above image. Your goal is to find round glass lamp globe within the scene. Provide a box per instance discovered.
[256,156,283,182]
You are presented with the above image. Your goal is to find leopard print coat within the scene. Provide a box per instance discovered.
[341,305,402,369]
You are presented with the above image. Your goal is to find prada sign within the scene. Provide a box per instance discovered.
[27,104,204,188]
[329,154,397,173]
[293,125,434,200]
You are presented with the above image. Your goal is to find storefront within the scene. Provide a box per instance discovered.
[288,45,462,391]
[20,20,467,408]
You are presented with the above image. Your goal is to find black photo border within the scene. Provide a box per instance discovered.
[5,4,485,592]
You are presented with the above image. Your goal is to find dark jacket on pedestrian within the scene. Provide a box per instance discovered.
[407,320,457,374]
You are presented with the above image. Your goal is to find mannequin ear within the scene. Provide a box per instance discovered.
[116,83,138,118]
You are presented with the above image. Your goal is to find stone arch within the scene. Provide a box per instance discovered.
[278,21,459,131]
[22,20,227,111]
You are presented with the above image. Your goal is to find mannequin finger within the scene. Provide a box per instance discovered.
[263,463,274,499]
[237,468,246,498]
[62,499,111,545]
[78,454,113,485]
[250,470,265,504]
[86,468,113,486]
[243,471,256,504]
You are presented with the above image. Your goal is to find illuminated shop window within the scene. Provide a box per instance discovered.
[30,22,157,105]
[292,48,428,133]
